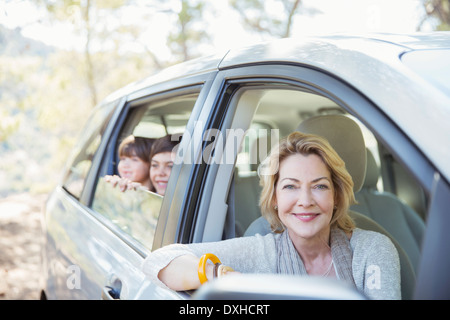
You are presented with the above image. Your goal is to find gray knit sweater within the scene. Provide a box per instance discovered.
[142,228,401,300]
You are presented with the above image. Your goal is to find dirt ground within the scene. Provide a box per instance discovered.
[0,193,47,300]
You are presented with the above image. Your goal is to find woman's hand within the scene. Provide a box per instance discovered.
[215,264,236,277]
[157,254,238,291]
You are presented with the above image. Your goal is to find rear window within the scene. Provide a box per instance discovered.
[62,100,116,199]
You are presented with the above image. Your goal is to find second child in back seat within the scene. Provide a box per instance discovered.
[148,134,178,196]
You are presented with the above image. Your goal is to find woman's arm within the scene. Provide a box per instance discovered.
[158,254,215,291]
[351,229,401,300]
[142,234,277,291]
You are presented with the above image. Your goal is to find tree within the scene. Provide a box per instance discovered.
[36,0,136,107]
[419,0,450,30]
[229,0,319,38]
[165,0,209,61]
[39,0,99,107]
[0,0,211,196]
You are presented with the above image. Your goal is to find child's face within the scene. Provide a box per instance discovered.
[118,152,150,185]
[150,151,174,196]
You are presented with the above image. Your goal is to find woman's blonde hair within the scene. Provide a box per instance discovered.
[259,131,356,233]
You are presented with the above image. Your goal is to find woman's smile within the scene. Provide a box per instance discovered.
[292,212,320,222]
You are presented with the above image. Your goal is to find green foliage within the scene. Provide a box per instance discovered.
[0,12,163,197]
[167,0,209,61]
[421,0,450,30]
[229,0,304,38]
[0,110,22,143]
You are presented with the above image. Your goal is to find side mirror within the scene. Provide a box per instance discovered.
[192,274,366,300]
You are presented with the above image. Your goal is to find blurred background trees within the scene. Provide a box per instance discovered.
[0,0,448,197]
[419,0,450,30]
[229,0,320,38]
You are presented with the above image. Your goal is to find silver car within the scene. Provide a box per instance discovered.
[40,33,450,300]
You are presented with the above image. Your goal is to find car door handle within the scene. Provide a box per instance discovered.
[102,275,123,300]
[102,286,121,300]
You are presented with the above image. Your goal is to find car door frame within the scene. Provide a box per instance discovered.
[168,62,444,299]
[415,173,450,299]
[83,69,218,251]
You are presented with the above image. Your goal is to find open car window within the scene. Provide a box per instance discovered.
[229,85,425,299]
[200,80,425,300]
[91,90,200,250]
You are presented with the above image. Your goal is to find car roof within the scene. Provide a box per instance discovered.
[106,33,450,182]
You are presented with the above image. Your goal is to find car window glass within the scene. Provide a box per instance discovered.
[62,100,117,199]
[93,179,162,247]
[91,92,199,250]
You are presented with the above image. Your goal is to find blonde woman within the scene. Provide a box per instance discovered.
[142,132,401,299]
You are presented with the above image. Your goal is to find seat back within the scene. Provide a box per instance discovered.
[235,171,261,236]
[296,115,366,193]
[352,149,425,272]
[235,134,276,235]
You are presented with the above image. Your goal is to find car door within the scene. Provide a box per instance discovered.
[166,62,438,299]
[43,70,217,300]
[43,97,123,299]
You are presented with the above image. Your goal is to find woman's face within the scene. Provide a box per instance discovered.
[150,151,174,195]
[118,153,151,186]
[275,153,335,242]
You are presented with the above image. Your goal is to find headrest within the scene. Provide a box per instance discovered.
[296,115,366,193]
[249,135,271,172]
[363,148,379,189]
